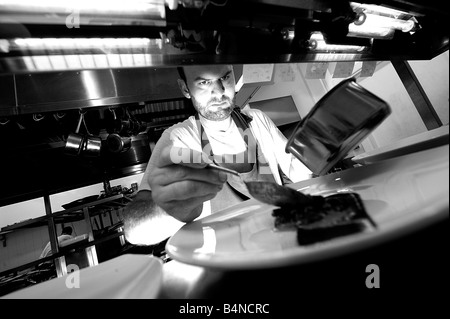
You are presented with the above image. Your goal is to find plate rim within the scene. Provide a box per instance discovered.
[166,195,448,270]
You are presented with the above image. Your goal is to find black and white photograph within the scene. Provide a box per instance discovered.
[0,0,448,315]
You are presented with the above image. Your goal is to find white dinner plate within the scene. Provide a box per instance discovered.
[2,254,163,299]
[352,125,449,165]
[166,145,449,270]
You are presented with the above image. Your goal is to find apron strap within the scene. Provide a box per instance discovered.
[196,108,284,199]
[195,108,254,160]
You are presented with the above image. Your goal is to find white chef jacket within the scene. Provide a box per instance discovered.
[138,105,311,229]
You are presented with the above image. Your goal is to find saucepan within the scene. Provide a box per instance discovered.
[105,107,147,153]
[65,110,102,157]
[106,107,147,136]
[105,107,133,136]
[65,112,85,156]
[105,108,131,153]
[120,107,147,137]
[106,133,132,153]
[82,134,102,157]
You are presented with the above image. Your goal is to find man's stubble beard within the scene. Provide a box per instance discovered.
[193,95,236,121]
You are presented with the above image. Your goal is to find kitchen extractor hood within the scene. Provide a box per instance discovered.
[0,67,185,116]
[0,0,448,76]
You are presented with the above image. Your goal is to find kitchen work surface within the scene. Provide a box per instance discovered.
[1,254,163,299]
[166,145,449,270]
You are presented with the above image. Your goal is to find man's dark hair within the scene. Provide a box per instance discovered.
[177,66,187,82]
[177,66,196,114]
[61,226,73,236]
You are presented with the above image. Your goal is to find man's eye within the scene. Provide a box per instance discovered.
[221,74,230,81]
[199,80,210,86]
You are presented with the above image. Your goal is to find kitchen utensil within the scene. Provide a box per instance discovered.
[286,78,391,176]
[106,107,145,137]
[65,110,102,157]
[82,134,102,157]
[79,111,101,157]
[206,163,315,206]
[102,133,151,169]
[243,179,320,207]
[105,108,122,134]
[124,107,147,136]
[64,112,85,156]
[32,113,45,122]
[106,133,132,153]
[62,194,101,209]
[209,162,378,230]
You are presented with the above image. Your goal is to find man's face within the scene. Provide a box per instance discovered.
[181,65,236,121]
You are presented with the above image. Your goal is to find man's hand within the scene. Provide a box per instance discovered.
[148,143,227,222]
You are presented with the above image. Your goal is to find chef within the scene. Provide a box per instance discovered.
[123,64,311,246]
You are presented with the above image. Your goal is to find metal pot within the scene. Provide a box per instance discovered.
[65,133,85,156]
[82,135,102,157]
[102,133,151,170]
[65,110,102,157]
[65,113,85,156]
[106,133,131,153]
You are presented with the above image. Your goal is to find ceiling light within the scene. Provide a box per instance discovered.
[0,0,167,26]
[348,2,419,39]
[308,32,370,53]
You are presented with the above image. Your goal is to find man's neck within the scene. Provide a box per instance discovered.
[199,113,233,132]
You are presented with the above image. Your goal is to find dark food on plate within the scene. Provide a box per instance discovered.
[272,193,372,228]
[296,222,367,245]
[271,188,376,245]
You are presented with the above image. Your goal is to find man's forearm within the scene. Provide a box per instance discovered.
[122,190,186,246]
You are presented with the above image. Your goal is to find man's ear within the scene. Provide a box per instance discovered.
[177,79,191,99]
